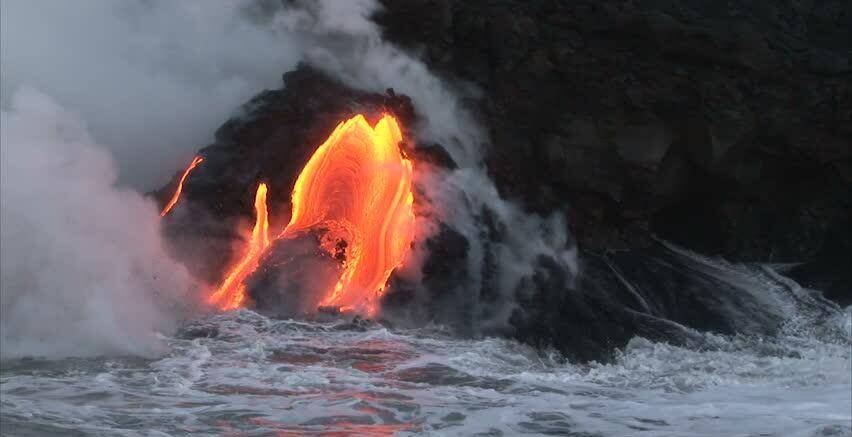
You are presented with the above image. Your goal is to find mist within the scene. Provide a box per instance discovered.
[0,88,196,359]
[0,0,305,359]
[280,0,486,167]
[0,0,303,189]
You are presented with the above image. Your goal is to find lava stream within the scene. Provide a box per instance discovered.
[281,114,415,314]
[207,114,415,315]
[209,183,270,310]
[160,156,203,217]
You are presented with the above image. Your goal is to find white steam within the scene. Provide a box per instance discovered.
[0,0,476,186]
[0,0,303,189]
[0,0,308,360]
[0,89,195,359]
[439,169,579,332]
[261,0,486,167]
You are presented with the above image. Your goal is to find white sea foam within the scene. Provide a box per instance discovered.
[2,309,848,436]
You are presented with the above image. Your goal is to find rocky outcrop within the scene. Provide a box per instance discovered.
[158,66,417,283]
[377,0,851,272]
[377,0,850,356]
[160,63,837,362]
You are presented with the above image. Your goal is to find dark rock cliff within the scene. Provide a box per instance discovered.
[377,0,851,293]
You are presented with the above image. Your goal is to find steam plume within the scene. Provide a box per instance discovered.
[0,0,303,189]
[0,89,195,359]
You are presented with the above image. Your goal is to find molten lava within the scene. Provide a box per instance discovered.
[280,114,415,314]
[206,114,414,315]
[208,183,270,310]
[160,156,203,217]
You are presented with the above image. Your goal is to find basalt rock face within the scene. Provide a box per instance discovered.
[376,0,851,291]
[379,0,849,359]
[786,215,852,307]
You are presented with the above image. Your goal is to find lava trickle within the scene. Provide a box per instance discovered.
[209,182,270,310]
[160,156,203,217]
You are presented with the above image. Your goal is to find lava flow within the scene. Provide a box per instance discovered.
[208,183,270,310]
[281,114,415,314]
[207,114,414,315]
[160,156,203,217]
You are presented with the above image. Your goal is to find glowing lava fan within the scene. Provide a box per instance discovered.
[280,114,415,314]
[162,114,416,315]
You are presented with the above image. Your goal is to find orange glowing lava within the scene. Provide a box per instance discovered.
[160,156,203,217]
[206,114,414,315]
[208,183,270,310]
[280,114,415,314]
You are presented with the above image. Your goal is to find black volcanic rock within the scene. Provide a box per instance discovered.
[510,242,787,362]
[410,143,458,170]
[377,0,852,265]
[381,223,473,332]
[786,216,852,306]
[246,230,343,319]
